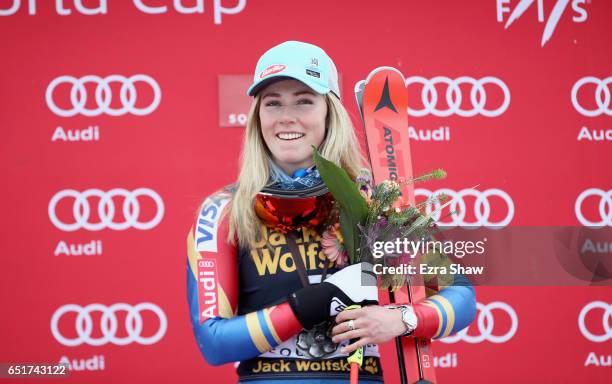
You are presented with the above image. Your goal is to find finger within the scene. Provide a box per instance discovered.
[331,319,361,336]
[342,337,370,354]
[335,307,366,323]
[332,328,367,344]
[331,324,342,336]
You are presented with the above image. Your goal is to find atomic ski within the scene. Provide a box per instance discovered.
[356,67,436,384]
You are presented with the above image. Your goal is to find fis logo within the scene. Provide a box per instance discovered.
[496,0,589,46]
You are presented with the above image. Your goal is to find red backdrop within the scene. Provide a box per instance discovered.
[1,1,610,383]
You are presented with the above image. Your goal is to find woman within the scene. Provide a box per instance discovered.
[187,41,476,383]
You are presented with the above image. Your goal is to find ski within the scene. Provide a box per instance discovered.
[357,67,436,384]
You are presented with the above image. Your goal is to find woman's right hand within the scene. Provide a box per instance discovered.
[287,262,378,329]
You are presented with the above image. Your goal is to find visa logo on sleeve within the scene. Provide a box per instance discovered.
[196,195,230,253]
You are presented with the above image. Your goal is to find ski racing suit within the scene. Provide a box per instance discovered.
[186,187,476,382]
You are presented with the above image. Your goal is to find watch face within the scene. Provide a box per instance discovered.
[402,307,418,329]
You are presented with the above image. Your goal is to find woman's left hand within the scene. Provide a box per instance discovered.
[331,305,407,354]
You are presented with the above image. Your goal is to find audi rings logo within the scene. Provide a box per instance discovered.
[46,75,161,117]
[578,301,612,343]
[416,188,515,227]
[440,301,518,344]
[405,76,510,117]
[571,77,612,117]
[51,303,167,346]
[575,188,612,227]
[48,188,165,231]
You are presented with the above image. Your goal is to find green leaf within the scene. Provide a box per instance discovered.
[312,147,368,224]
[340,210,357,262]
[313,147,368,263]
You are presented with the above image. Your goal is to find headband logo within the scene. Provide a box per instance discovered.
[259,64,286,79]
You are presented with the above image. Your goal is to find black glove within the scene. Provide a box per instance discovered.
[288,262,378,329]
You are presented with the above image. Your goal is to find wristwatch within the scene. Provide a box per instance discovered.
[388,305,418,336]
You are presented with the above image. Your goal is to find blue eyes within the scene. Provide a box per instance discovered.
[264,99,314,107]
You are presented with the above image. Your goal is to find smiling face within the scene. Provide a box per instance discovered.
[258,79,328,176]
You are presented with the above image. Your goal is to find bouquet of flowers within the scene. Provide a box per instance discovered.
[313,148,450,289]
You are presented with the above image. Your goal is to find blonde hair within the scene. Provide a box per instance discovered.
[227,93,364,247]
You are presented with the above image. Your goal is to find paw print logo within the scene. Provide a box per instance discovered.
[363,357,379,374]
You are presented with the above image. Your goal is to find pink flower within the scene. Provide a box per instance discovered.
[321,224,348,267]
